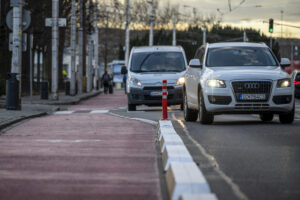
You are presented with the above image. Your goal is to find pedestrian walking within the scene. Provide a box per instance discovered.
[102,71,111,94]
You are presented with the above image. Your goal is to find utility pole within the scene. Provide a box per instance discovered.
[9,0,23,109]
[51,0,59,100]
[281,10,283,38]
[149,0,154,46]
[125,0,130,66]
[172,15,176,46]
[29,34,33,102]
[87,0,93,92]
[243,31,247,42]
[203,27,207,45]
[78,0,84,94]
[94,0,99,90]
[70,0,76,96]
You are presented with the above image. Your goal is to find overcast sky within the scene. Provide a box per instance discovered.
[163,0,300,38]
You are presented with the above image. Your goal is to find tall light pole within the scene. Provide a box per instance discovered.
[87,0,94,92]
[51,0,59,100]
[203,27,207,45]
[70,0,76,96]
[172,15,176,46]
[149,0,154,46]
[78,0,84,94]
[94,0,99,90]
[281,10,284,38]
[125,0,130,66]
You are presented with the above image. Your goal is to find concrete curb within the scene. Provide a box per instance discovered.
[0,112,47,132]
[158,120,219,200]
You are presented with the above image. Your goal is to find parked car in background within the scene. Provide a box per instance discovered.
[183,42,294,124]
[124,46,188,111]
[292,70,300,98]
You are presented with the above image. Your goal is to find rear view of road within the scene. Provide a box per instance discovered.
[0,92,162,200]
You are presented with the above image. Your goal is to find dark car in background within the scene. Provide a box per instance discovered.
[292,70,300,98]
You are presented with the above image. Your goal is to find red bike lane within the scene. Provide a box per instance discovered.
[0,91,162,200]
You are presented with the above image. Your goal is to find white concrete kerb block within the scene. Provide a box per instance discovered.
[160,134,184,153]
[162,145,193,171]
[166,162,211,200]
[159,128,177,141]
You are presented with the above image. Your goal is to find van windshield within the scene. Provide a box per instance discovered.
[130,52,186,73]
[206,47,278,67]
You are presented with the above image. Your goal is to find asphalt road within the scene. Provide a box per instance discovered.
[112,100,300,200]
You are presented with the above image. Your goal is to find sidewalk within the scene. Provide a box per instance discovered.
[0,91,162,200]
[0,90,101,131]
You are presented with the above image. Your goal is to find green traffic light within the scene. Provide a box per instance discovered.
[269,28,273,33]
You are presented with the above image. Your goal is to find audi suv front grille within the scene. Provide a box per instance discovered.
[232,81,272,102]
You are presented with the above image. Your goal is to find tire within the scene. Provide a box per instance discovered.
[260,114,274,122]
[198,91,214,124]
[279,106,295,124]
[128,104,136,111]
[183,92,198,122]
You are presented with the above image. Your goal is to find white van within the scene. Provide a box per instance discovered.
[125,46,188,111]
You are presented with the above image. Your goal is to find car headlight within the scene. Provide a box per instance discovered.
[207,79,226,88]
[129,77,142,87]
[176,77,185,85]
[277,78,291,88]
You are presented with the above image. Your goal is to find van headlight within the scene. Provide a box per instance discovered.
[207,79,226,88]
[176,77,185,85]
[129,77,142,87]
[277,79,291,88]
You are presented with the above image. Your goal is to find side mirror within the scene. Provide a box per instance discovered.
[189,59,202,68]
[280,58,291,68]
[121,66,128,74]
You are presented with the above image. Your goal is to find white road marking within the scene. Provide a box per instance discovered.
[35,139,102,143]
[54,111,74,115]
[90,110,109,114]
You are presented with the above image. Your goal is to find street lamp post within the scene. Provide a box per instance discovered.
[51,0,59,100]
[149,0,154,46]
[70,0,76,96]
[94,0,99,90]
[87,0,94,92]
[172,15,176,46]
[125,0,130,66]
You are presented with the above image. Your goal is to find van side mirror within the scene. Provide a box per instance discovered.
[280,58,291,68]
[189,59,202,68]
[121,66,128,74]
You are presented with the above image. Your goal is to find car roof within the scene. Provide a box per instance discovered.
[207,42,268,48]
[131,46,184,53]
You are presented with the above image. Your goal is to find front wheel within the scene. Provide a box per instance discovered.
[279,107,294,124]
[128,104,136,111]
[260,114,274,122]
[198,91,214,124]
[183,93,198,122]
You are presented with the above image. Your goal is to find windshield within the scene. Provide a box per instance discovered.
[206,47,278,67]
[130,52,186,73]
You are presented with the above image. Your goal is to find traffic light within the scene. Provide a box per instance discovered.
[269,18,274,33]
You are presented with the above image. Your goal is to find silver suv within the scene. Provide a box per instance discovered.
[183,42,294,124]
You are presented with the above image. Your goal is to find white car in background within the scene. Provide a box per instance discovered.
[183,42,294,124]
[124,46,188,111]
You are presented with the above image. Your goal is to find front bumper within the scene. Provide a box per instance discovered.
[128,85,183,106]
[202,83,294,114]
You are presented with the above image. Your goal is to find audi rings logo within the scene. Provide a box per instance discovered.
[244,83,260,89]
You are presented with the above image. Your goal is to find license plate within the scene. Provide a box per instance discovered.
[239,94,266,100]
[150,91,162,96]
